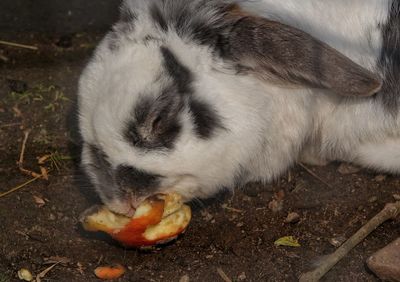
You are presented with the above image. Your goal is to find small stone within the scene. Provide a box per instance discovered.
[268,190,285,213]
[56,35,73,48]
[7,79,28,93]
[393,194,400,201]
[238,272,247,281]
[328,236,346,248]
[179,274,189,282]
[367,238,400,281]
[33,195,46,207]
[200,210,213,222]
[17,268,33,281]
[368,196,378,203]
[284,212,300,223]
[374,175,387,182]
[337,163,360,175]
[268,199,283,213]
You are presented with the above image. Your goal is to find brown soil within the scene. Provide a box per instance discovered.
[0,33,399,282]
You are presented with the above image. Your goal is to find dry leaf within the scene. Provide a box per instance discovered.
[43,256,70,265]
[36,262,59,282]
[39,166,48,180]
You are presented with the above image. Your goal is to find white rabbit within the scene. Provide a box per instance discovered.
[78,0,399,215]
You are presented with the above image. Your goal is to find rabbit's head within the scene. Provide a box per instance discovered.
[78,0,381,215]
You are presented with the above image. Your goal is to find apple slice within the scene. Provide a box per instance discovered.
[80,193,191,247]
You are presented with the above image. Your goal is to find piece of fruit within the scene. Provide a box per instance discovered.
[81,193,191,247]
[94,264,125,280]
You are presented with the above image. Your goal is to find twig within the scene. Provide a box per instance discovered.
[0,176,40,198]
[298,163,332,189]
[0,122,21,128]
[216,267,232,282]
[15,229,46,243]
[0,53,8,62]
[299,201,400,282]
[18,130,30,166]
[0,40,38,50]
[222,204,244,213]
[36,262,59,282]
[17,130,43,178]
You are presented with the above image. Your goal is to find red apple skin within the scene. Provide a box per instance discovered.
[111,199,165,247]
[82,194,191,247]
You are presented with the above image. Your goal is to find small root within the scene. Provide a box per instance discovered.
[298,163,332,189]
[216,267,232,282]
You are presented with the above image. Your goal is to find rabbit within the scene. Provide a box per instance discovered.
[77,0,400,215]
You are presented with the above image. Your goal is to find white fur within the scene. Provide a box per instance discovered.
[78,0,399,213]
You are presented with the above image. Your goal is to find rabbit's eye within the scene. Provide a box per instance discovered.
[151,115,163,131]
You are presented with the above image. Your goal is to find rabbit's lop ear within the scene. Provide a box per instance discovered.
[222,6,382,97]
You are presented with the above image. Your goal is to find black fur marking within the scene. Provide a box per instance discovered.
[124,95,183,150]
[85,145,125,202]
[189,99,223,138]
[115,165,161,196]
[160,46,193,94]
[377,0,400,114]
[150,4,168,31]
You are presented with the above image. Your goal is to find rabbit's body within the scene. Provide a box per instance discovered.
[244,0,400,172]
[78,0,399,214]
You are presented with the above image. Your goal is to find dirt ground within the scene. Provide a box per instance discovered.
[0,32,399,282]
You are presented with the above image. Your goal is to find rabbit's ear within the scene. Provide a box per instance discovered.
[221,5,382,97]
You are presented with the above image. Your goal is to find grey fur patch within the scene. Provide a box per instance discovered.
[377,0,400,114]
[119,4,137,23]
[150,3,169,31]
[115,165,161,197]
[85,145,124,202]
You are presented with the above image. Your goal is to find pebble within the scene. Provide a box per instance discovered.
[368,196,378,203]
[374,175,387,182]
[56,35,73,48]
[328,236,346,248]
[284,212,300,223]
[7,79,28,93]
[179,274,190,282]
[367,238,400,281]
[337,163,360,175]
[268,199,283,213]
[238,272,247,281]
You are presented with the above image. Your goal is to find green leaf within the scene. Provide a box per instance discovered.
[274,236,301,247]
